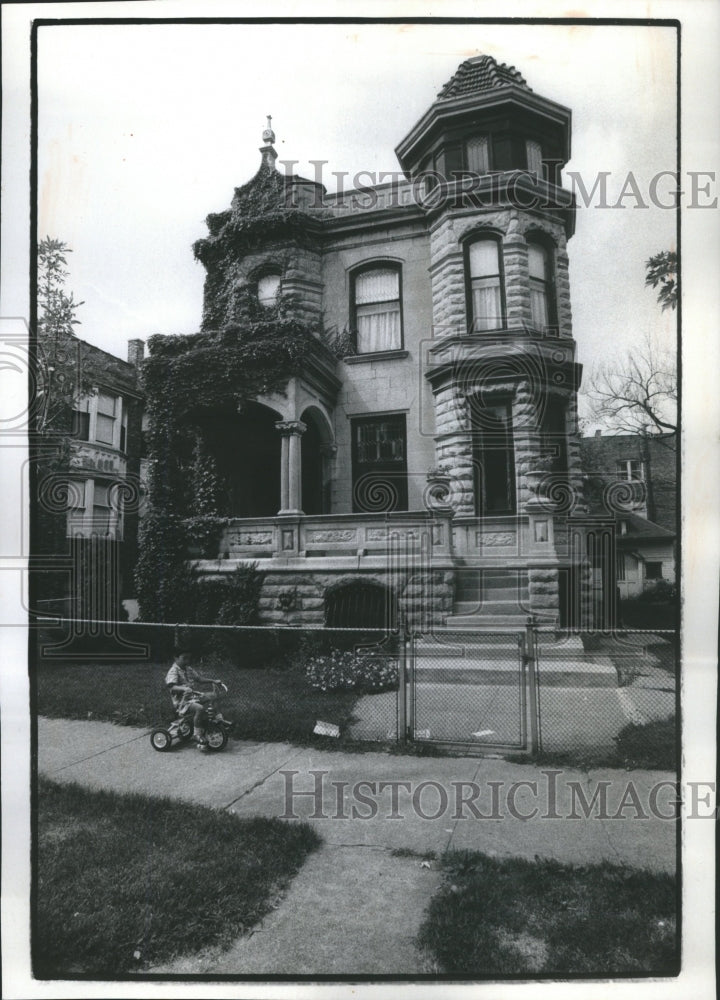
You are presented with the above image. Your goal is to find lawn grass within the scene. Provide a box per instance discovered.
[613,716,677,771]
[35,657,360,744]
[417,850,678,976]
[35,777,321,977]
[511,715,678,772]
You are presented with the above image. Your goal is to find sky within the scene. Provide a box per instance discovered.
[36,20,678,405]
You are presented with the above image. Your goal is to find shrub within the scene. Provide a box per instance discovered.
[191,564,263,626]
[184,515,227,558]
[636,580,677,603]
[305,648,398,693]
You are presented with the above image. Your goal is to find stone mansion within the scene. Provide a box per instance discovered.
[149,54,599,630]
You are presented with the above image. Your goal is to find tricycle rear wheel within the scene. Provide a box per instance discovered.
[150,728,173,752]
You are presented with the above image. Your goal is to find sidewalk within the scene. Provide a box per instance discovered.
[37,716,677,975]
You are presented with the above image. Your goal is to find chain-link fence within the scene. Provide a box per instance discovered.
[33,616,678,767]
[533,629,678,769]
[33,619,401,747]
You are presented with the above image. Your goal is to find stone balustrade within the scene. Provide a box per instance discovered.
[218,510,455,564]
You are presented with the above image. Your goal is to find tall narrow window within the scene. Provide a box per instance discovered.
[528,242,554,331]
[617,552,626,581]
[471,398,516,515]
[351,414,408,512]
[95,393,118,446]
[468,238,504,332]
[71,403,90,440]
[466,136,490,174]
[542,396,568,475]
[92,482,113,535]
[352,266,402,354]
[66,480,88,536]
[257,272,281,307]
[526,140,544,177]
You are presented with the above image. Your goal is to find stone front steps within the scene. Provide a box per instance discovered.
[413,634,618,687]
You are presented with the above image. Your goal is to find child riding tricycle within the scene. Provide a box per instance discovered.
[150,648,232,753]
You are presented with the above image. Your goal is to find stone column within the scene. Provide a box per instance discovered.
[275,420,306,515]
[320,443,337,515]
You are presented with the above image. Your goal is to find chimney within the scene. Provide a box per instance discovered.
[127,338,145,366]
[594,429,602,437]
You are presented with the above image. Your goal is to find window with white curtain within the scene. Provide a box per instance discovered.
[466,135,490,174]
[352,266,402,353]
[526,140,544,177]
[468,238,504,332]
[528,242,553,331]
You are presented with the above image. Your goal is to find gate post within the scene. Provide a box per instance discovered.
[525,616,540,754]
[397,632,408,745]
[397,626,413,745]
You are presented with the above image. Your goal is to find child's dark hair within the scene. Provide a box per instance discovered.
[174,646,193,658]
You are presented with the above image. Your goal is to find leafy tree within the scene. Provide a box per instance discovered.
[35,237,89,437]
[33,238,94,593]
[645,250,677,312]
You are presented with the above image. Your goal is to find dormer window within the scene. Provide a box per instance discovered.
[257,272,281,307]
[466,236,504,332]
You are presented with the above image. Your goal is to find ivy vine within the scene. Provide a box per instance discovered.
[135,287,319,621]
[135,159,332,622]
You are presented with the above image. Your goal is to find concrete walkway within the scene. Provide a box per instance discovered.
[37,716,677,975]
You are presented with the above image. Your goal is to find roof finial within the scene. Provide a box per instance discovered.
[262,114,276,145]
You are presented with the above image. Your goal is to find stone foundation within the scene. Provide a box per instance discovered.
[204,564,456,629]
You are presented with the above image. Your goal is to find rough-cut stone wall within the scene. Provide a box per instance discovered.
[528,566,560,617]
[502,227,532,327]
[249,566,454,628]
[512,377,543,511]
[400,570,455,631]
[553,243,573,339]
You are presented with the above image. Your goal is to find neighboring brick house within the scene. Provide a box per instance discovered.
[580,431,677,598]
[36,337,145,618]
[148,54,599,629]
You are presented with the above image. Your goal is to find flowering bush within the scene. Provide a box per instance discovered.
[305,649,398,693]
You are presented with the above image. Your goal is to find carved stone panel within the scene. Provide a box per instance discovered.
[306,529,357,543]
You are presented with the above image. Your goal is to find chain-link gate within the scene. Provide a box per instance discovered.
[405,630,530,753]
[403,624,677,763]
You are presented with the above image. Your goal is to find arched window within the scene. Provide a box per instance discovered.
[527,240,556,331]
[257,272,281,307]
[466,237,504,332]
[351,264,402,354]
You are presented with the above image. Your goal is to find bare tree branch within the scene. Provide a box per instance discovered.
[585,331,677,436]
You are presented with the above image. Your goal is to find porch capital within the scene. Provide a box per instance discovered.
[275,419,307,437]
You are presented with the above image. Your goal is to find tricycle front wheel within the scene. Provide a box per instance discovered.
[204,724,228,752]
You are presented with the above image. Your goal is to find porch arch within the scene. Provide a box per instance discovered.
[300,405,335,515]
